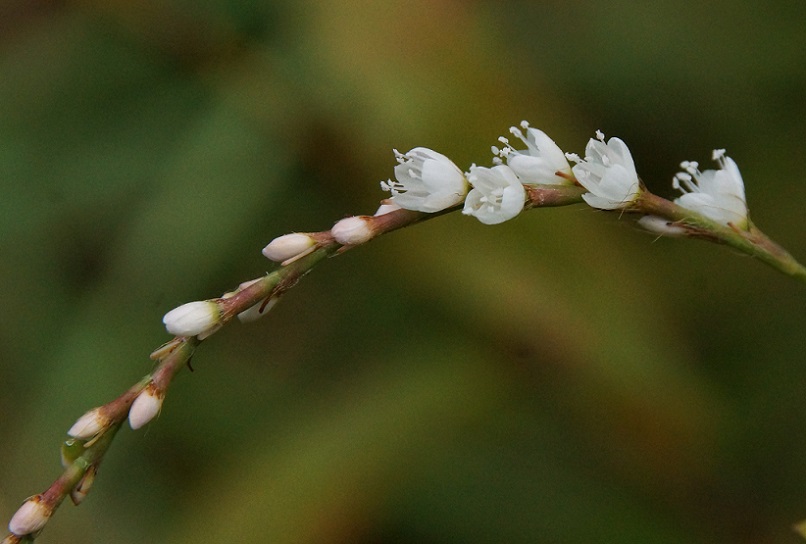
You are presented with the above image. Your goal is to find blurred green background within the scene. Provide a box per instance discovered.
[1,1,806,542]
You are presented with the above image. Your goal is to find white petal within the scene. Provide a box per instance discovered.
[498,184,527,220]
[508,155,561,185]
[419,192,465,212]
[604,137,636,175]
[527,128,570,172]
[596,165,640,203]
[581,192,622,210]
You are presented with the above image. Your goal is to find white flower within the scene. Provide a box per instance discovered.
[566,131,641,210]
[9,496,51,535]
[462,164,526,225]
[331,216,374,245]
[162,300,221,339]
[493,121,572,185]
[262,233,316,263]
[672,149,748,228]
[67,407,109,439]
[128,384,164,430]
[381,147,469,212]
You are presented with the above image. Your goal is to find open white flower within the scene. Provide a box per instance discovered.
[462,164,526,225]
[381,147,468,212]
[493,121,572,185]
[566,131,641,210]
[672,149,748,229]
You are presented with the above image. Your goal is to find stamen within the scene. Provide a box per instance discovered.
[686,161,699,170]
[673,172,697,194]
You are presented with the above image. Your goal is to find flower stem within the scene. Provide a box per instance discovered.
[635,192,806,283]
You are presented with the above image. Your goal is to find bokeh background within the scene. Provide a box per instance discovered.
[2,1,806,542]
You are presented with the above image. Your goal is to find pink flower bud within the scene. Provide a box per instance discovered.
[331,216,374,245]
[9,496,51,535]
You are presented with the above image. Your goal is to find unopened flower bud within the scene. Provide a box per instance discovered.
[67,407,108,440]
[128,384,164,430]
[637,215,687,237]
[9,496,51,535]
[332,216,374,245]
[238,296,279,323]
[70,465,98,505]
[162,300,221,339]
[262,233,316,263]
